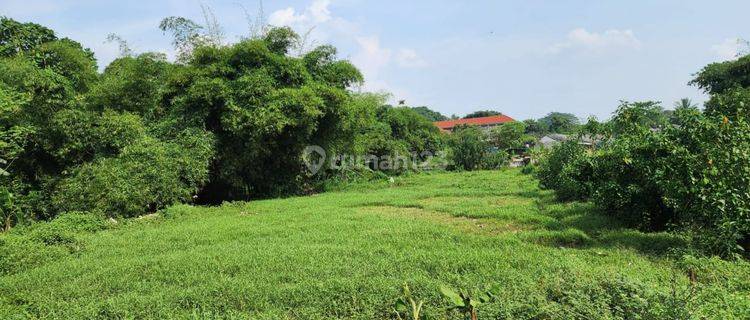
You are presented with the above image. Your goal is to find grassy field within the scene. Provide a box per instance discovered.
[1,170,749,319]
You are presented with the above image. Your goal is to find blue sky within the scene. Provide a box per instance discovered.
[3,0,749,120]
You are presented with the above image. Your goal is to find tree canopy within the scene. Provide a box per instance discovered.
[463,110,502,119]
[538,112,580,134]
[0,17,449,226]
[410,106,447,122]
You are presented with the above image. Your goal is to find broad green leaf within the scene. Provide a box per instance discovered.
[439,285,464,306]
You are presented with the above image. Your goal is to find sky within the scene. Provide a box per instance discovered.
[3,0,750,120]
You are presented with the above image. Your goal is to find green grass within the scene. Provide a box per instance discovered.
[1,169,749,319]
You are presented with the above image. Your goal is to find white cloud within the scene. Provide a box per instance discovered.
[268,0,422,99]
[268,8,306,27]
[353,36,392,79]
[308,0,332,23]
[711,38,746,61]
[396,49,428,68]
[268,0,332,27]
[550,28,641,54]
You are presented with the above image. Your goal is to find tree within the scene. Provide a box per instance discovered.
[538,112,580,133]
[690,54,750,95]
[463,110,501,119]
[302,45,363,88]
[0,17,56,57]
[105,33,133,57]
[54,131,214,218]
[160,28,370,201]
[159,15,222,62]
[448,125,488,170]
[610,101,668,135]
[673,98,697,110]
[372,105,443,158]
[85,53,171,116]
[522,119,548,136]
[263,26,299,55]
[488,121,526,151]
[410,106,447,122]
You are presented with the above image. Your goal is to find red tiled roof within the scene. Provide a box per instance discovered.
[434,115,515,130]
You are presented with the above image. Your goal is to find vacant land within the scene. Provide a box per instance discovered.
[1,170,748,319]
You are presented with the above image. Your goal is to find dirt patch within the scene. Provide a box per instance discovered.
[417,195,532,208]
[357,205,526,235]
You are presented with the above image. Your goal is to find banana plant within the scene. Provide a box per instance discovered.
[394,283,426,320]
[439,285,496,320]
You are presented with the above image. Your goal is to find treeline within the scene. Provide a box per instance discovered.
[0,17,435,226]
[536,56,750,258]
[0,17,537,228]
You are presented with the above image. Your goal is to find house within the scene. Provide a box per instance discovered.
[433,115,515,133]
[538,133,598,148]
[538,134,568,148]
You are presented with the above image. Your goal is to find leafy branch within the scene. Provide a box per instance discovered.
[440,285,497,320]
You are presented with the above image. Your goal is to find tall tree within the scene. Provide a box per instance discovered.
[410,106,447,121]
[673,98,697,110]
[522,119,547,136]
[488,121,527,151]
[538,112,580,133]
[463,110,502,119]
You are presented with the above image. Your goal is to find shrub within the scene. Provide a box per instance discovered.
[538,98,750,256]
[53,132,214,217]
[487,121,526,151]
[535,140,591,201]
[448,125,489,171]
[0,211,107,275]
[657,93,750,256]
[481,150,508,170]
[588,133,675,230]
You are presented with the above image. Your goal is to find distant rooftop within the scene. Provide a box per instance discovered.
[433,115,515,131]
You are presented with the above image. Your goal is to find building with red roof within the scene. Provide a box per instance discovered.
[433,114,515,133]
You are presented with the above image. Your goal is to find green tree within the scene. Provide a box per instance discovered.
[302,45,363,88]
[54,131,214,218]
[161,28,368,200]
[538,112,580,133]
[463,110,501,119]
[609,101,668,136]
[410,106,447,121]
[85,53,171,117]
[448,125,488,170]
[0,17,56,57]
[690,54,750,95]
[673,98,697,110]
[488,121,526,151]
[523,119,548,136]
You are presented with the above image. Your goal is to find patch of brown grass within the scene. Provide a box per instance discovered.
[356,205,526,235]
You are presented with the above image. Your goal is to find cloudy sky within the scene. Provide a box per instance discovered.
[3,0,749,120]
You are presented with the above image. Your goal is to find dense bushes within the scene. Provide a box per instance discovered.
[447,123,524,171]
[53,132,214,217]
[0,17,460,226]
[535,140,591,201]
[448,125,490,170]
[537,87,750,256]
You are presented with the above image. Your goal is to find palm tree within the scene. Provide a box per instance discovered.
[673,98,697,110]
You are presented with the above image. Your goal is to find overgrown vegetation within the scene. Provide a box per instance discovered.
[0,15,536,227]
[2,9,750,319]
[536,56,750,257]
[2,170,747,318]
[0,17,458,226]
